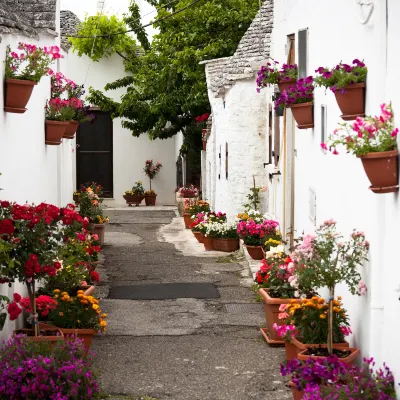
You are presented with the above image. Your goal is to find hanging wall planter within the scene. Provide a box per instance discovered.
[4,79,37,113]
[334,83,365,121]
[277,78,296,94]
[45,121,69,145]
[358,150,399,193]
[288,102,314,129]
[63,121,79,139]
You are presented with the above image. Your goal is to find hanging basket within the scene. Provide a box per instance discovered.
[63,121,79,139]
[288,102,314,129]
[4,78,37,113]
[45,121,69,145]
[277,78,296,94]
[334,83,365,121]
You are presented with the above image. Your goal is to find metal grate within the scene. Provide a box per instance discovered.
[224,303,264,314]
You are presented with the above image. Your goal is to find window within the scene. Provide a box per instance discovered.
[321,105,327,150]
[287,34,295,64]
[298,29,308,78]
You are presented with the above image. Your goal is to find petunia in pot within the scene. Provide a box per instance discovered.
[275,77,315,129]
[256,60,298,94]
[323,103,399,193]
[314,59,367,120]
[4,43,63,113]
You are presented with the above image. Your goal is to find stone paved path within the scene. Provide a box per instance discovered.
[94,208,290,400]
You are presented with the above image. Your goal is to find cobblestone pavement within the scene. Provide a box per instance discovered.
[94,208,290,400]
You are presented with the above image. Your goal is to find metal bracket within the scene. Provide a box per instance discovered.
[269,171,281,181]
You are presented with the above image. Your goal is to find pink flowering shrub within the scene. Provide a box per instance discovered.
[5,43,63,82]
[322,103,398,156]
[237,219,280,246]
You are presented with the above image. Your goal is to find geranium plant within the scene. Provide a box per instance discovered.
[292,219,369,354]
[143,160,162,191]
[176,185,199,197]
[275,77,314,109]
[125,181,145,196]
[19,295,58,320]
[237,219,280,246]
[322,103,398,156]
[314,59,367,92]
[256,61,298,91]
[5,43,62,82]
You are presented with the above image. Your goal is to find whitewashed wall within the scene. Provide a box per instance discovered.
[203,73,269,217]
[270,0,400,391]
[63,52,177,205]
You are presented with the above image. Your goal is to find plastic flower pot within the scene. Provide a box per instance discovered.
[334,83,365,121]
[358,149,399,193]
[291,337,349,359]
[288,382,303,400]
[288,102,314,129]
[212,238,240,252]
[297,346,360,365]
[93,224,105,246]
[278,78,296,94]
[123,194,145,206]
[203,236,214,251]
[145,194,157,206]
[193,231,203,243]
[202,140,207,151]
[4,78,37,113]
[63,121,79,139]
[259,289,301,345]
[45,121,69,145]
[183,213,192,229]
[60,328,97,353]
[244,245,264,260]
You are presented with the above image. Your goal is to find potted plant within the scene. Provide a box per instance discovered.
[291,220,369,361]
[143,160,162,206]
[201,212,227,251]
[237,219,280,260]
[208,221,239,252]
[4,43,62,113]
[123,181,145,206]
[323,103,399,193]
[195,113,210,151]
[45,98,76,145]
[275,77,315,129]
[177,185,199,198]
[314,59,367,120]
[183,199,210,229]
[190,212,206,243]
[256,60,298,94]
[48,290,107,351]
[276,297,351,360]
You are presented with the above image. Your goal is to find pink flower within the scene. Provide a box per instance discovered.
[279,304,287,312]
[323,219,336,226]
[358,280,367,296]
[340,326,352,336]
[391,128,398,137]
[320,143,328,150]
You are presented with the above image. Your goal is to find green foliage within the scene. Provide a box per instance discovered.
[79,0,260,141]
[69,13,138,62]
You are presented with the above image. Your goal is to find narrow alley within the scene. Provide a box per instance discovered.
[93,208,290,400]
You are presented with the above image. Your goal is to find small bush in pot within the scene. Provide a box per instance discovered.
[124,181,145,205]
[143,159,162,192]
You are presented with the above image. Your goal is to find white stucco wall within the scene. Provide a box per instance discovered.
[63,52,177,205]
[204,74,269,217]
[269,0,400,391]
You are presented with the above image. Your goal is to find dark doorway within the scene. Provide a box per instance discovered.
[76,111,113,198]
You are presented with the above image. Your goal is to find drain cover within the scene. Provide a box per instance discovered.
[224,303,264,313]
[110,283,220,300]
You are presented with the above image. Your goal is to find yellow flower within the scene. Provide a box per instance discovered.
[320,314,327,319]
[311,296,319,301]
[53,289,60,294]
[77,294,84,299]
[338,296,342,300]
[77,320,81,324]
[101,313,107,318]
[333,307,341,313]
[59,312,64,317]
[61,292,68,296]
[333,300,340,306]
[92,304,99,311]
[80,300,88,305]
[100,320,107,327]
[138,180,142,184]
[318,298,325,304]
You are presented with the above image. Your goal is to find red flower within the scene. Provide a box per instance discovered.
[0,278,9,284]
[0,201,10,208]
[13,293,21,303]
[53,261,62,270]
[90,271,100,282]
[7,302,22,321]
[0,219,15,235]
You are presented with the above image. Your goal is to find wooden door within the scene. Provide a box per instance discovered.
[76,111,113,198]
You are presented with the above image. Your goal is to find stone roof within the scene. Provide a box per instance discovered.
[0,0,57,38]
[203,0,273,97]
[60,10,81,52]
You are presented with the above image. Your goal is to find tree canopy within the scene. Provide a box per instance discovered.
[70,0,260,141]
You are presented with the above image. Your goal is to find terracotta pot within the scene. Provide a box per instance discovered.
[297,346,360,365]
[334,83,365,120]
[193,231,204,243]
[87,261,99,270]
[259,289,301,344]
[45,120,69,145]
[183,213,192,229]
[73,194,80,204]
[288,102,314,129]
[288,382,303,400]
[212,238,240,252]
[291,337,349,359]
[4,78,37,113]
[203,236,214,251]
[202,140,207,151]
[358,150,399,193]
[93,223,105,246]
[244,245,264,260]
[123,194,145,206]
[63,121,79,139]
[14,327,64,348]
[145,194,157,206]
[278,78,296,94]
[60,328,97,352]
[285,341,298,361]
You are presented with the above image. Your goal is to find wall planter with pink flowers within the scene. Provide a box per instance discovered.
[45,98,74,145]
[323,103,399,193]
[256,60,298,94]
[275,77,315,129]
[4,43,62,113]
[314,59,367,120]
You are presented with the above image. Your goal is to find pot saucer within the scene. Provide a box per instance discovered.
[297,123,314,129]
[369,185,399,194]
[340,113,365,121]
[4,106,27,113]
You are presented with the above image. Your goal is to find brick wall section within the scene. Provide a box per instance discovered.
[60,10,81,52]
[0,3,38,37]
